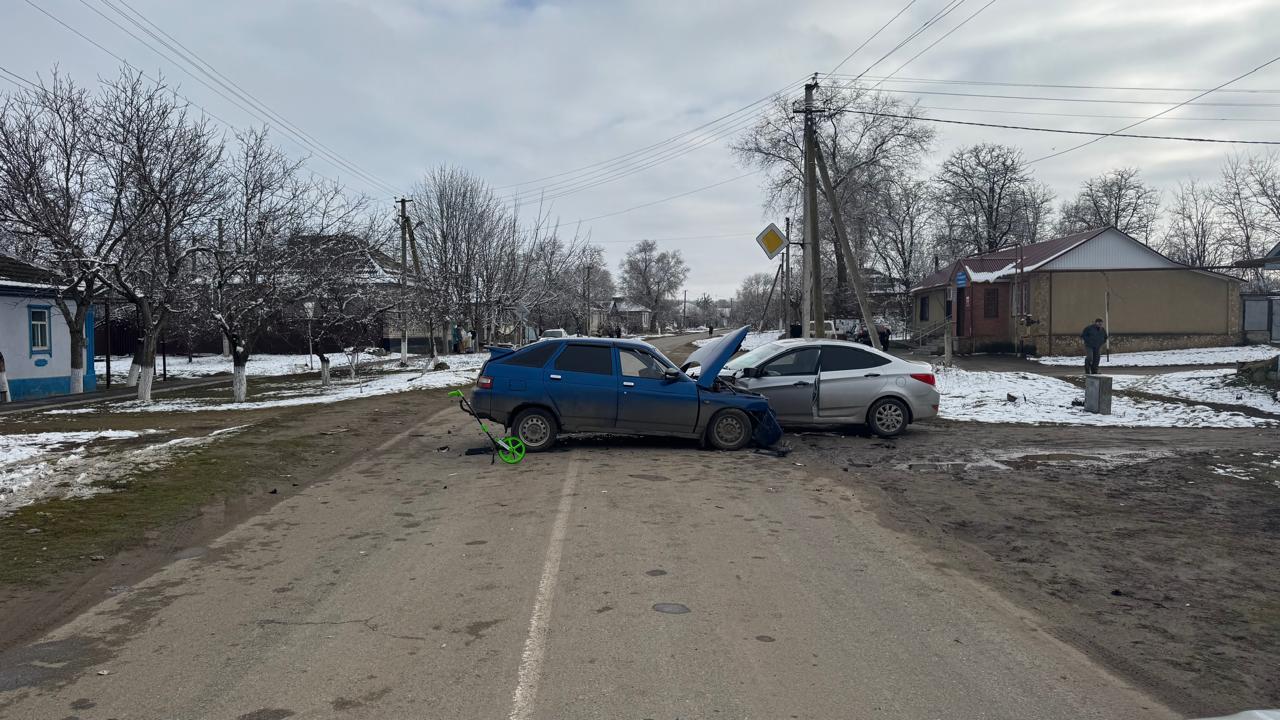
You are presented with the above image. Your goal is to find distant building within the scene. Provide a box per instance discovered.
[605,296,651,333]
[910,227,1244,355]
[0,254,97,400]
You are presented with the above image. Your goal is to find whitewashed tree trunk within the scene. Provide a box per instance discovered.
[68,335,86,394]
[0,371,9,402]
[320,356,331,387]
[221,335,231,358]
[69,367,84,394]
[126,361,140,387]
[232,363,247,402]
[137,365,154,403]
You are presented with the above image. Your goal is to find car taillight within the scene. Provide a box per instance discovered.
[477,375,493,389]
[909,373,936,386]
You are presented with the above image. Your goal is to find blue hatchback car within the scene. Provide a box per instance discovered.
[470,326,782,452]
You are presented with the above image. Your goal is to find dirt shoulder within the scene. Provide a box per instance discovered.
[0,385,460,652]
[792,421,1278,717]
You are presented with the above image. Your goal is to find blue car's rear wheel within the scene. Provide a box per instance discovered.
[707,409,751,451]
[513,408,558,452]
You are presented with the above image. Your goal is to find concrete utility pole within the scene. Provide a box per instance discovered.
[814,143,881,351]
[397,197,412,366]
[683,290,687,330]
[801,75,825,338]
[783,216,791,331]
[584,264,592,335]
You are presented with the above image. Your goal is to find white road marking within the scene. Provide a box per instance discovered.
[508,460,579,720]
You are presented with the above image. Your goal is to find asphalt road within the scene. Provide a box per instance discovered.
[0,383,1177,719]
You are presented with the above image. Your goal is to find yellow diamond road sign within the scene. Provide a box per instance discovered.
[755,223,787,259]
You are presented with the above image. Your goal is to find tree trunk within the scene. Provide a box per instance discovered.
[136,328,160,402]
[221,334,231,358]
[346,350,359,379]
[126,345,143,387]
[227,332,250,403]
[319,354,331,387]
[69,332,86,395]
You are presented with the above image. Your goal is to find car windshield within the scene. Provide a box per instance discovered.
[723,341,786,371]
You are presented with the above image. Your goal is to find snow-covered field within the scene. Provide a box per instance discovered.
[693,331,782,351]
[60,354,486,414]
[936,368,1273,428]
[0,427,249,513]
[1036,345,1278,367]
[93,350,417,380]
[1111,369,1280,416]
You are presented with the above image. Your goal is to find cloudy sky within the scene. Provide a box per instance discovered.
[2,0,1278,297]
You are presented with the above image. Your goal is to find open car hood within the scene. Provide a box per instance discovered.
[682,326,750,389]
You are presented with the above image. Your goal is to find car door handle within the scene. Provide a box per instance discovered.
[792,381,811,387]
[622,381,635,387]
[549,374,562,381]
[863,373,881,378]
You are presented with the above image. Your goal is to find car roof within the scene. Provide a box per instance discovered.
[536,337,658,351]
[760,337,897,359]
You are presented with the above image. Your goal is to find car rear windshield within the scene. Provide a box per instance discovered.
[821,345,891,371]
[497,341,558,368]
[553,344,614,375]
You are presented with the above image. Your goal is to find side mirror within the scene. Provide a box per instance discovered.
[663,367,681,382]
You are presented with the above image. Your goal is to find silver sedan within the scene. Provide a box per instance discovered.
[721,338,939,437]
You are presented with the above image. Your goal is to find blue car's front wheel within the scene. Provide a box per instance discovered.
[706,409,751,451]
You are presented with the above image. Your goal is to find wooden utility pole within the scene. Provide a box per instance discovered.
[397,198,412,366]
[803,77,825,337]
[813,143,881,351]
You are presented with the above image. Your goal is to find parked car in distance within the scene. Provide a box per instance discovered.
[720,338,938,437]
[540,328,568,338]
[471,327,782,452]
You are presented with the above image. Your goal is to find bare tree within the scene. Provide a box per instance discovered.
[867,176,934,317]
[1213,154,1274,290]
[618,239,688,332]
[99,72,227,402]
[1057,167,1160,238]
[933,143,1049,255]
[1163,180,1224,267]
[731,272,780,329]
[0,72,150,393]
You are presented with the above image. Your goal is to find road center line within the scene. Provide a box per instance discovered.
[507,459,579,720]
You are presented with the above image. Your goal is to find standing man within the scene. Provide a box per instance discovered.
[1081,318,1108,375]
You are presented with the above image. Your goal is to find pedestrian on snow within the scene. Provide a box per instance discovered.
[1081,318,1108,374]
[708,324,714,337]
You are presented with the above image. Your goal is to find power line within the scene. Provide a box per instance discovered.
[592,231,754,245]
[497,77,806,193]
[0,64,37,89]
[829,73,1280,95]
[92,0,400,196]
[22,0,398,197]
[825,83,1280,107]
[827,0,919,75]
[846,109,1280,145]
[1029,51,1280,163]
[75,0,399,196]
[845,0,968,84]
[867,0,997,91]
[572,170,760,224]
[914,104,1280,122]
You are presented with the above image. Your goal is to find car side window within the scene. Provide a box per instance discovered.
[553,344,614,375]
[760,348,820,377]
[619,348,666,379]
[820,346,891,371]
[500,342,558,368]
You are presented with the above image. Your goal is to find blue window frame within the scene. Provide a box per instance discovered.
[29,305,52,356]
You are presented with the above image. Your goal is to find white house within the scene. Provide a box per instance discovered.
[0,254,96,401]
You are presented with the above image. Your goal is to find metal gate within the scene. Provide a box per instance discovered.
[1272,298,1280,342]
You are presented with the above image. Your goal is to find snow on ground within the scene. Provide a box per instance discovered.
[93,350,418,380]
[0,429,166,512]
[936,368,1273,428]
[1036,345,1278,367]
[60,354,486,415]
[693,331,783,351]
[1111,369,1280,416]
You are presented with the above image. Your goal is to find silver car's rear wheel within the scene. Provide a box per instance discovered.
[868,397,908,438]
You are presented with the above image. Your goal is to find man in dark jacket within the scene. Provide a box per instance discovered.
[1081,318,1108,374]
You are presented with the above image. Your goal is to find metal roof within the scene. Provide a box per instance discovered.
[0,253,63,289]
[911,228,1111,292]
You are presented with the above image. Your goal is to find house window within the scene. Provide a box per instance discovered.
[29,306,52,355]
[918,296,930,322]
[983,288,1000,319]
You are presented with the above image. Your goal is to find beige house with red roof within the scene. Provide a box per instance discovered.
[910,227,1243,356]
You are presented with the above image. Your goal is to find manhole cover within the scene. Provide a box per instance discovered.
[652,603,690,614]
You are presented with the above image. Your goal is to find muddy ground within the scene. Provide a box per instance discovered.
[791,421,1279,716]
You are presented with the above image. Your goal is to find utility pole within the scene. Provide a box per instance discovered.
[584,264,592,335]
[783,216,791,332]
[814,143,881,351]
[682,289,687,330]
[800,75,824,338]
[397,197,412,366]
